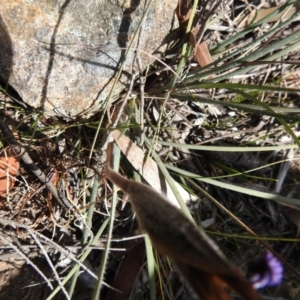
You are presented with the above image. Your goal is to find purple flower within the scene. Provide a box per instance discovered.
[248,252,284,289]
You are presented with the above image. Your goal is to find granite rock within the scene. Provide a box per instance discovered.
[0,0,177,118]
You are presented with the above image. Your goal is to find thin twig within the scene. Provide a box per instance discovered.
[0,232,53,289]
[30,232,70,300]
[0,118,70,211]
[0,217,98,282]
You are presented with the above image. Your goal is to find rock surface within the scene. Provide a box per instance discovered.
[0,0,177,118]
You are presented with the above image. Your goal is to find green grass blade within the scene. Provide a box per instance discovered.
[171,93,300,121]
[91,145,120,300]
[46,218,110,300]
[166,164,300,205]
[183,10,300,82]
[153,139,299,151]
[176,83,300,93]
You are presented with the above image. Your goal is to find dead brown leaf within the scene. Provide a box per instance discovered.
[176,1,214,69]
[188,25,199,47]
[195,41,213,68]
[0,147,20,199]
